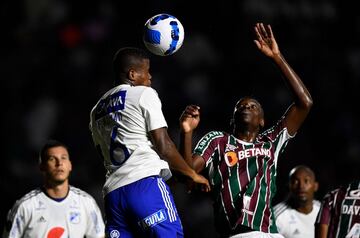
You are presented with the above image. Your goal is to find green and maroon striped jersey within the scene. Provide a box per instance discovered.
[193,117,292,234]
[316,180,360,238]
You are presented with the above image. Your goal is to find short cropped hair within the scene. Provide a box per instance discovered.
[39,139,69,164]
[112,47,150,84]
[289,165,316,181]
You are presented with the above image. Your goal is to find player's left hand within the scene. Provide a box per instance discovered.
[254,22,280,58]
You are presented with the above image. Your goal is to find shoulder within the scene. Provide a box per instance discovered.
[69,186,93,197]
[8,188,43,215]
[273,201,290,218]
[15,188,42,205]
[201,131,226,140]
[196,131,226,146]
[70,186,97,204]
[69,186,97,202]
[312,200,322,213]
[141,86,159,97]
[313,199,321,208]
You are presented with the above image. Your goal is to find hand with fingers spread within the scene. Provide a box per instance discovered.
[254,22,280,58]
[177,23,313,236]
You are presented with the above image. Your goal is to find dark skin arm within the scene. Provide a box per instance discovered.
[179,105,206,173]
[315,224,328,238]
[254,22,313,136]
[150,127,210,191]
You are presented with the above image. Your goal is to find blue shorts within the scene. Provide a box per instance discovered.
[104,176,184,238]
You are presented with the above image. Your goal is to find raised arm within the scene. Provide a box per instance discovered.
[150,127,209,191]
[254,22,313,135]
[179,105,206,173]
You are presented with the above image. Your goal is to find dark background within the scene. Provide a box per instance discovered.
[1,1,360,237]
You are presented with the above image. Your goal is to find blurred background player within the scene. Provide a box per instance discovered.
[2,139,105,238]
[274,165,320,238]
[179,22,313,238]
[315,179,360,238]
[89,47,210,237]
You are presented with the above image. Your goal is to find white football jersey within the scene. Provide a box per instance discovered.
[3,186,105,238]
[89,84,171,195]
[274,200,321,238]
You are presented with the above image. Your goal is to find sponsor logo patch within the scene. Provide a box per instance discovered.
[224,151,238,167]
[138,209,167,230]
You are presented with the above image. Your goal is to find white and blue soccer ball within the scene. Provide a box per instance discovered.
[143,13,184,56]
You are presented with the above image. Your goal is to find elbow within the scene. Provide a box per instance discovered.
[304,96,313,110]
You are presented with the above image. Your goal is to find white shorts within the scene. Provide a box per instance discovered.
[230,231,285,238]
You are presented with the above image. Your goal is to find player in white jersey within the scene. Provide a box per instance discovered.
[274,165,320,238]
[3,139,105,238]
[89,47,210,237]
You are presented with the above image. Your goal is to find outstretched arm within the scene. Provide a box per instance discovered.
[254,23,313,135]
[179,105,206,173]
[150,127,209,191]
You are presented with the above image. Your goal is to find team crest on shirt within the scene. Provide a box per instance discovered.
[69,212,80,224]
[109,230,120,238]
[224,151,238,167]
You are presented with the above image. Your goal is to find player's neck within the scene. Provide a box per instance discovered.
[296,201,313,214]
[234,130,258,143]
[43,181,70,199]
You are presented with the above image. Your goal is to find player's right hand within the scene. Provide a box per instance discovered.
[179,105,200,133]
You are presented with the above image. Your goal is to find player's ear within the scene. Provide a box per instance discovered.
[128,69,137,82]
[69,160,73,172]
[260,118,265,129]
[314,181,319,192]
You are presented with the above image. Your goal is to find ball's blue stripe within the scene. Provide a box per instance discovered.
[164,20,180,55]
[143,28,161,44]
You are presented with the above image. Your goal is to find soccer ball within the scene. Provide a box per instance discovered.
[143,13,184,56]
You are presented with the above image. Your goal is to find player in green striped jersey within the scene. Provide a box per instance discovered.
[179,22,313,238]
[315,180,360,238]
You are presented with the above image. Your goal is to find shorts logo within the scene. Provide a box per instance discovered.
[109,230,120,238]
[138,209,167,230]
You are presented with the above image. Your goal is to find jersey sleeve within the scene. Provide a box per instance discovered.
[193,131,224,167]
[139,87,168,132]
[3,200,28,238]
[261,116,294,159]
[84,197,105,238]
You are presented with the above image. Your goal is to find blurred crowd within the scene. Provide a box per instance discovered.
[2,0,360,237]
